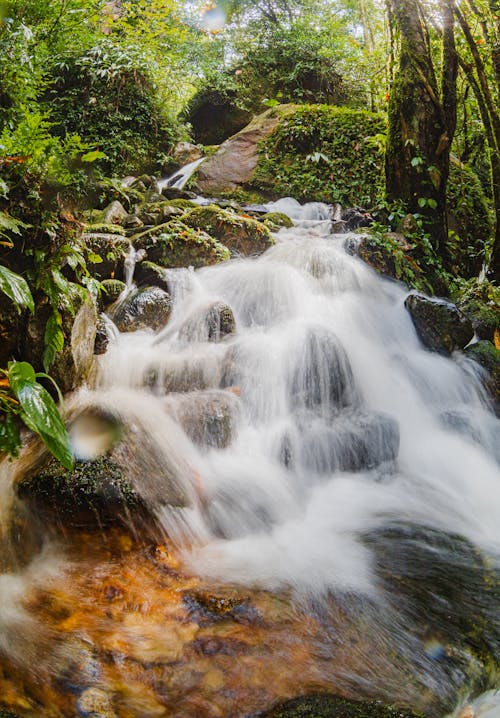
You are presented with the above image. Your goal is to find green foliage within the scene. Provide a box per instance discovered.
[0,360,73,468]
[0,264,34,313]
[253,105,387,205]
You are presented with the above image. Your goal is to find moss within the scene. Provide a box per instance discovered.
[263,212,294,229]
[167,198,198,210]
[83,223,126,236]
[18,456,143,528]
[260,694,425,718]
[183,205,274,257]
[456,280,500,342]
[82,232,130,280]
[252,105,387,206]
[132,220,230,268]
[210,188,268,205]
[464,340,500,406]
[100,279,126,307]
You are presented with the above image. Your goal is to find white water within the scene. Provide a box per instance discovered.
[96,211,500,599]
[157,156,205,192]
[1,199,499,713]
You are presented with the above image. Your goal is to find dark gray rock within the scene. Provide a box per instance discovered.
[405,294,474,355]
[111,286,172,333]
[164,389,240,449]
[134,261,171,294]
[178,301,236,343]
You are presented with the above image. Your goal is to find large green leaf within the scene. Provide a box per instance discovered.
[0,264,35,313]
[8,361,74,469]
[43,312,65,372]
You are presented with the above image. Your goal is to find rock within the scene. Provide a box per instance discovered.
[94,316,111,355]
[463,340,500,409]
[262,212,294,230]
[17,455,145,529]
[343,207,374,231]
[146,356,220,394]
[331,220,348,233]
[134,261,171,293]
[172,141,203,167]
[290,411,400,475]
[23,289,97,394]
[197,106,296,193]
[345,233,418,283]
[137,201,183,226]
[288,326,359,413]
[182,205,274,257]
[123,215,144,230]
[457,281,500,343]
[160,187,198,201]
[99,279,126,308]
[405,294,474,355]
[77,688,117,718]
[0,291,22,367]
[364,522,500,662]
[132,221,230,268]
[178,301,236,343]
[396,213,420,235]
[16,401,193,529]
[102,200,128,226]
[164,389,240,449]
[260,694,425,718]
[111,286,172,333]
[83,232,131,280]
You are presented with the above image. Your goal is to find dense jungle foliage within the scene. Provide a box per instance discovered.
[0,0,499,460]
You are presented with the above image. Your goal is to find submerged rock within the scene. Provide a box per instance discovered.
[292,411,400,475]
[260,694,425,718]
[178,301,236,343]
[405,294,474,355]
[182,205,274,257]
[289,326,359,413]
[132,220,230,268]
[164,389,240,449]
[262,212,294,230]
[111,286,172,333]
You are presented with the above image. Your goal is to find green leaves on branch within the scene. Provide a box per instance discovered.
[1,361,73,469]
[0,264,35,313]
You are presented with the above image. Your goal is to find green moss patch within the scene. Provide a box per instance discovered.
[260,694,425,718]
[133,220,230,268]
[183,205,274,257]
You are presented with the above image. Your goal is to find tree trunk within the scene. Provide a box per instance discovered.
[385,0,457,262]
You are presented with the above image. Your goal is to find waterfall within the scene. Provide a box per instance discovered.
[1,201,499,716]
[157,157,206,192]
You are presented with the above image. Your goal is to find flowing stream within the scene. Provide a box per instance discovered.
[0,199,499,717]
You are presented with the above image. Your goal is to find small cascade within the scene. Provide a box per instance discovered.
[1,198,499,717]
[157,156,206,192]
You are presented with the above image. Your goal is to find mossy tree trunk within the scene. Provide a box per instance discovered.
[385,0,457,263]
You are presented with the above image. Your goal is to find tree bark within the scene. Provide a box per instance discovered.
[385,0,457,262]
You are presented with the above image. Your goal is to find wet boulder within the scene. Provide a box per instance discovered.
[262,212,294,230]
[171,141,204,167]
[111,286,172,333]
[16,402,194,530]
[145,354,221,394]
[99,279,126,309]
[463,340,500,410]
[82,232,131,280]
[345,233,422,285]
[294,412,400,475]
[182,205,274,257]
[134,261,171,293]
[102,200,128,226]
[17,455,145,529]
[288,326,359,413]
[457,281,500,343]
[405,294,474,355]
[164,389,240,449]
[94,316,111,356]
[178,301,236,343]
[132,220,230,268]
[261,694,425,718]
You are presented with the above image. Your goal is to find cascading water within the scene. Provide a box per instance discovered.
[0,199,499,717]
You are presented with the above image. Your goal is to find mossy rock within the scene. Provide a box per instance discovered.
[259,694,425,718]
[464,340,500,408]
[183,205,274,257]
[111,285,172,333]
[82,232,131,280]
[405,294,474,355]
[99,278,126,308]
[17,456,145,529]
[134,260,171,293]
[167,198,198,210]
[83,222,126,236]
[457,280,500,342]
[137,200,183,225]
[0,711,23,718]
[263,212,294,230]
[345,233,426,290]
[132,220,230,268]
